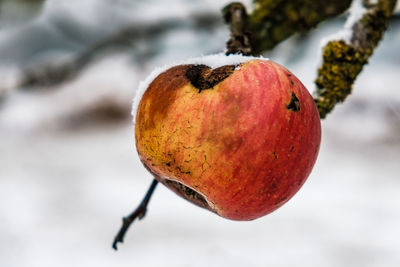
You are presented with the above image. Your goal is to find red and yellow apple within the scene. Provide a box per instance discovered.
[134,58,321,220]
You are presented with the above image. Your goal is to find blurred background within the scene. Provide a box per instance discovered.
[0,0,399,266]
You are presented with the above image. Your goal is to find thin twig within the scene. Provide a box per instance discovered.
[112,179,159,250]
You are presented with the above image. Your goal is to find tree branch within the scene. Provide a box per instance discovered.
[223,3,253,55]
[17,1,360,89]
[314,0,398,118]
[18,13,221,89]
[248,0,353,54]
[222,1,353,56]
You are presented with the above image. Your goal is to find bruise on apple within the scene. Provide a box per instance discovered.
[185,64,236,92]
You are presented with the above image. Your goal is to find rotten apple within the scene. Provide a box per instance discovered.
[134,57,321,220]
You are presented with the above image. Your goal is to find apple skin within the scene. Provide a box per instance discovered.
[135,59,321,220]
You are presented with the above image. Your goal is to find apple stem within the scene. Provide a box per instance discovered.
[112,179,159,250]
[223,3,254,56]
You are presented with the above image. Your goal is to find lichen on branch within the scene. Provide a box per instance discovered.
[248,0,352,54]
[223,0,353,56]
[314,0,397,118]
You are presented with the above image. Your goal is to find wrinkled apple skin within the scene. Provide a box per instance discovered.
[135,59,321,220]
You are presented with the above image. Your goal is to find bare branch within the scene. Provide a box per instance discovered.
[18,13,221,89]
[223,2,253,55]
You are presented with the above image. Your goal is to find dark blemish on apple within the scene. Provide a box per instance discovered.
[290,80,295,85]
[290,146,295,152]
[286,92,301,112]
[166,162,171,166]
[164,179,210,210]
[272,151,278,159]
[185,64,236,93]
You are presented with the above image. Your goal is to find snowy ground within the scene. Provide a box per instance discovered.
[1,1,400,267]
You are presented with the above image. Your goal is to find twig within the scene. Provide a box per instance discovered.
[112,179,159,250]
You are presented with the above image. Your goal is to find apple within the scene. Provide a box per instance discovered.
[134,57,321,220]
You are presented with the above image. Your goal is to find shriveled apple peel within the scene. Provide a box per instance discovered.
[113,53,321,249]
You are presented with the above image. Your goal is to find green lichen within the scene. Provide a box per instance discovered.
[248,0,352,53]
[314,0,397,118]
[315,41,367,118]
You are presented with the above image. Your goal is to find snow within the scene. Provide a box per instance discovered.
[315,0,369,89]
[319,0,367,50]
[131,53,266,123]
[0,54,138,133]
[0,66,21,96]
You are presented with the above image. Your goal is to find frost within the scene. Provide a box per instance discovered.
[131,53,266,123]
